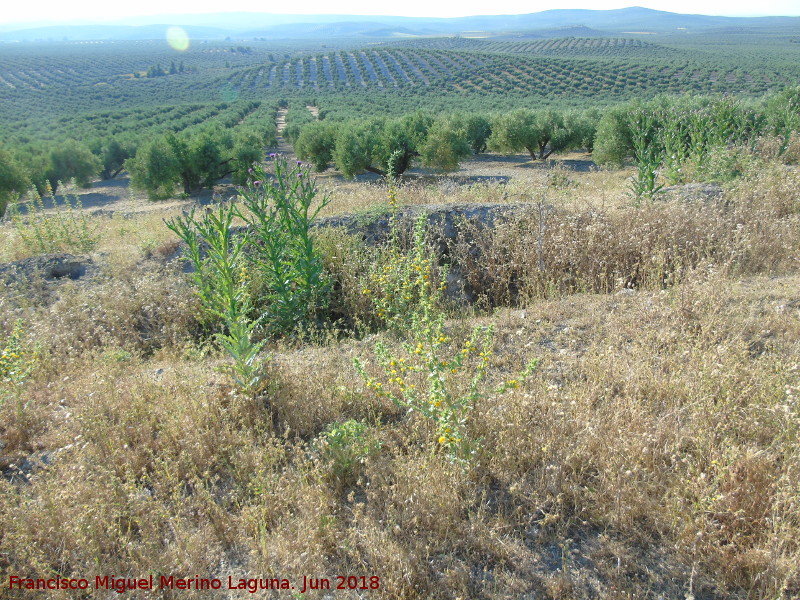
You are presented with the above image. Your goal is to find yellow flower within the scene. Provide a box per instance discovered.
[438,436,446,444]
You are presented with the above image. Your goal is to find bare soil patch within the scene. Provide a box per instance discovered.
[8,150,599,220]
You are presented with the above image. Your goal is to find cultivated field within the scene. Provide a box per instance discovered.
[1,18,800,599]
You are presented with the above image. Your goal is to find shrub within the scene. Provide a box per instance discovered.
[316,419,381,482]
[0,320,36,388]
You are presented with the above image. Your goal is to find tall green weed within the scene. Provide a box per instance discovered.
[166,203,265,394]
[238,157,331,336]
[164,156,331,392]
[10,182,98,255]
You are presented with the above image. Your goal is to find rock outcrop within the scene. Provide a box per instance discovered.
[0,253,96,286]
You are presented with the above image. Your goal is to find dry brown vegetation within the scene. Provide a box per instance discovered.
[0,155,799,599]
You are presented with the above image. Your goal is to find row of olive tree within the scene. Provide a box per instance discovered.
[0,101,279,213]
[292,108,598,178]
[126,127,271,200]
[0,140,110,217]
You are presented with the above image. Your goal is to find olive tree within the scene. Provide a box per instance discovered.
[420,115,472,172]
[48,140,102,192]
[0,147,29,217]
[489,109,577,161]
[295,121,338,172]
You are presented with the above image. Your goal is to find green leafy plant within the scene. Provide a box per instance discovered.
[628,112,664,202]
[0,321,36,388]
[659,110,690,185]
[165,203,266,395]
[356,208,536,462]
[10,182,98,255]
[361,212,446,333]
[0,320,37,409]
[317,419,381,479]
[237,156,331,336]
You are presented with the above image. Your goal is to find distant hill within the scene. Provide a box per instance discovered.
[1,7,799,42]
[0,24,230,42]
[392,36,683,59]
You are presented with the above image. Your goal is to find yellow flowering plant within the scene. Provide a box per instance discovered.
[356,191,539,462]
[1,320,37,401]
[362,212,447,334]
[356,322,494,462]
[355,203,493,460]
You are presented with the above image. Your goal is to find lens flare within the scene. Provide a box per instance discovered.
[166,27,190,52]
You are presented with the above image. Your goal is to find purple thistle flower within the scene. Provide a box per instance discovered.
[253,180,262,188]
[297,160,302,166]
[248,168,254,174]
[269,153,277,158]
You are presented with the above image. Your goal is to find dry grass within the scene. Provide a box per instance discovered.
[1,156,798,599]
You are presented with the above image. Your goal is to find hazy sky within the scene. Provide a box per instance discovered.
[3,0,799,25]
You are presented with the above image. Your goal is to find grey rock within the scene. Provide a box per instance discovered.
[0,253,96,286]
[314,202,532,247]
[660,183,724,203]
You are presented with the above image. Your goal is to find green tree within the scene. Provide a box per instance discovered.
[295,121,338,172]
[592,104,636,167]
[181,133,227,194]
[90,138,133,180]
[0,147,29,218]
[461,113,492,154]
[332,112,434,179]
[420,115,472,172]
[130,130,263,199]
[128,136,182,200]
[489,109,575,161]
[332,120,381,178]
[48,140,102,192]
[231,132,263,185]
[566,109,600,153]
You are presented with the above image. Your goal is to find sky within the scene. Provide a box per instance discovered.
[2,0,799,26]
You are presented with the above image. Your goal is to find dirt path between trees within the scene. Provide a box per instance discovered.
[272,107,294,155]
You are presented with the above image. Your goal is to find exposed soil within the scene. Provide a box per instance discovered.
[9,148,597,219]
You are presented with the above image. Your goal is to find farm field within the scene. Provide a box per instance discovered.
[1,11,800,600]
